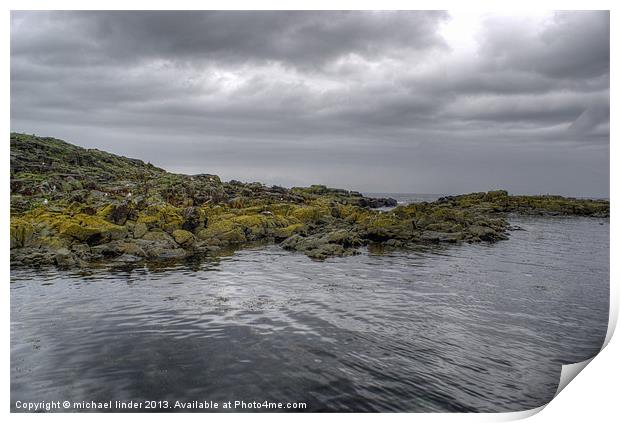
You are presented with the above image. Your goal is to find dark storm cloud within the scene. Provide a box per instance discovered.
[10,10,609,196]
[11,11,449,67]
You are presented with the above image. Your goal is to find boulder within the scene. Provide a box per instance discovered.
[10,219,35,248]
[467,225,498,241]
[142,230,177,248]
[181,206,205,232]
[54,248,76,267]
[172,229,195,247]
[109,203,131,225]
[133,222,148,238]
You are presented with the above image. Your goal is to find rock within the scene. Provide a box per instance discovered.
[385,239,404,247]
[421,231,463,243]
[290,206,329,223]
[118,241,146,257]
[325,229,363,247]
[109,203,131,225]
[306,244,345,259]
[467,225,498,241]
[281,231,359,259]
[273,223,305,240]
[281,234,318,251]
[194,242,222,253]
[71,243,91,254]
[145,247,187,260]
[57,215,128,244]
[357,197,397,208]
[198,219,247,244]
[134,222,148,238]
[10,219,35,248]
[181,206,205,232]
[172,229,195,247]
[54,248,76,267]
[59,223,101,242]
[136,204,183,232]
[113,254,142,263]
[9,134,609,269]
[91,243,121,258]
[142,230,177,248]
[11,248,56,266]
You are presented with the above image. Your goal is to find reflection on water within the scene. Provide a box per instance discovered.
[11,216,609,412]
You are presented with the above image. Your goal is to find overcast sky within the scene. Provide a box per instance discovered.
[10,11,609,196]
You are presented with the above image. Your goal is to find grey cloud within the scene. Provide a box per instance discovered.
[10,10,609,196]
[478,11,609,79]
[11,11,449,67]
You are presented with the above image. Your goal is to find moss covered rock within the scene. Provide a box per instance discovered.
[10,218,35,248]
[9,133,609,268]
[172,229,195,247]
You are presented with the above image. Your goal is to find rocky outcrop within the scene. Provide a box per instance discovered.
[436,190,609,217]
[9,133,610,268]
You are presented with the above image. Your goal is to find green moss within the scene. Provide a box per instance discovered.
[290,205,330,223]
[273,223,305,239]
[361,213,412,241]
[266,203,296,216]
[172,229,195,246]
[136,204,183,232]
[117,241,146,257]
[96,204,115,219]
[142,230,175,244]
[59,222,101,241]
[10,218,35,248]
[233,214,267,228]
[18,210,128,243]
[9,133,610,267]
[133,222,148,238]
[198,218,246,243]
[38,236,69,250]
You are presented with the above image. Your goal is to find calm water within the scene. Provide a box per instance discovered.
[11,216,609,412]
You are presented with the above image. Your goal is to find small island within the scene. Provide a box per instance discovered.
[10,133,610,268]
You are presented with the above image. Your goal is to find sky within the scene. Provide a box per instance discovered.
[10,11,609,196]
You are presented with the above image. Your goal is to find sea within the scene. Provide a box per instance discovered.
[10,194,609,412]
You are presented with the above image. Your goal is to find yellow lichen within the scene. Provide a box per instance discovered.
[273,223,305,239]
[10,218,35,248]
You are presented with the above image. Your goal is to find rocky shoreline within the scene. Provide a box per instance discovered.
[10,133,610,269]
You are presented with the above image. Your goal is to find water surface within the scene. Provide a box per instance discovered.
[11,216,609,412]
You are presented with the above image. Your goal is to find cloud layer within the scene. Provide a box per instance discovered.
[11,11,609,196]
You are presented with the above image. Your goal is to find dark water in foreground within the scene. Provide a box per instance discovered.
[11,216,609,412]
